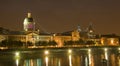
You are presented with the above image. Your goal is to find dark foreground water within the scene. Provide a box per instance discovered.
[0,46,120,66]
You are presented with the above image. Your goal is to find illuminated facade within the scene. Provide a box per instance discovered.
[101,34,119,46]
[86,23,95,38]
[0,13,119,47]
[23,13,35,32]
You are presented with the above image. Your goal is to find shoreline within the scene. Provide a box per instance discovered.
[0,45,120,51]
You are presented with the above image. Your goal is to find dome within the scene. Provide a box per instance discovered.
[25,17,34,22]
[23,13,35,31]
[25,13,34,22]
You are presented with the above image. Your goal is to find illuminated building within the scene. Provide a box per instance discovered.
[23,13,35,32]
[101,34,119,46]
[0,13,119,48]
[86,23,95,38]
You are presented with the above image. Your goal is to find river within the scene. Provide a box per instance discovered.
[0,46,120,66]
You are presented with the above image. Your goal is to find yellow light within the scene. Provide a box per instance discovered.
[110,39,114,44]
[90,30,93,33]
[45,50,49,55]
[15,52,20,60]
[118,48,120,50]
[104,48,108,60]
[16,59,19,66]
[45,56,49,66]
[104,48,107,52]
[68,49,72,54]
[69,55,72,66]
[88,49,91,53]
[88,49,91,65]
[15,52,20,56]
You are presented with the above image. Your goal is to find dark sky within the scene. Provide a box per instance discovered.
[0,0,120,34]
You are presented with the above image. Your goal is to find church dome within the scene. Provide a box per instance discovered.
[23,13,35,31]
[25,17,33,22]
[25,13,34,22]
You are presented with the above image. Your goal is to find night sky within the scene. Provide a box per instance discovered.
[0,0,120,34]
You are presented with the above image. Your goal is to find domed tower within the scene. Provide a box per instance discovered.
[23,13,35,32]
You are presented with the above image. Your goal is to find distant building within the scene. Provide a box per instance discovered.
[0,13,119,47]
[0,13,52,47]
[101,34,119,46]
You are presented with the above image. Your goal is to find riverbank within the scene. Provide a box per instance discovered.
[0,45,120,52]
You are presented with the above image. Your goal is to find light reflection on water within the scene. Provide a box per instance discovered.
[15,59,19,66]
[69,55,72,66]
[0,48,120,66]
[45,56,48,66]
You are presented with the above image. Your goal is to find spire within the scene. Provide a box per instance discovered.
[87,22,95,38]
[77,25,82,32]
[87,22,94,33]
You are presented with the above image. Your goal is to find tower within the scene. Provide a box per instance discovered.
[77,25,82,32]
[87,23,94,33]
[23,13,35,32]
[86,23,95,38]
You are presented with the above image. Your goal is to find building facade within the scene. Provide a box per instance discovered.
[0,13,119,48]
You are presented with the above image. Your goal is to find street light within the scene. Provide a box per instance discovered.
[68,49,72,54]
[44,50,49,55]
[15,52,20,57]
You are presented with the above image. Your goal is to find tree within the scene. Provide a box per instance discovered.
[48,40,57,46]
[0,39,24,48]
[85,40,95,45]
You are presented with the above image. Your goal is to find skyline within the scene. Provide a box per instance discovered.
[0,0,120,34]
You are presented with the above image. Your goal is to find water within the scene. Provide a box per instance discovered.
[0,47,120,66]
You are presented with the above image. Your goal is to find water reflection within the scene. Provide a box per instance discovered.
[58,59,61,66]
[0,48,120,66]
[118,56,120,66]
[69,55,72,66]
[15,58,19,66]
[45,56,49,66]
[104,48,108,66]
[88,49,92,66]
[85,56,88,66]
[15,52,20,66]
[24,59,42,66]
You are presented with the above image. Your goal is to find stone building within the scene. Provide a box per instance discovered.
[0,13,119,48]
